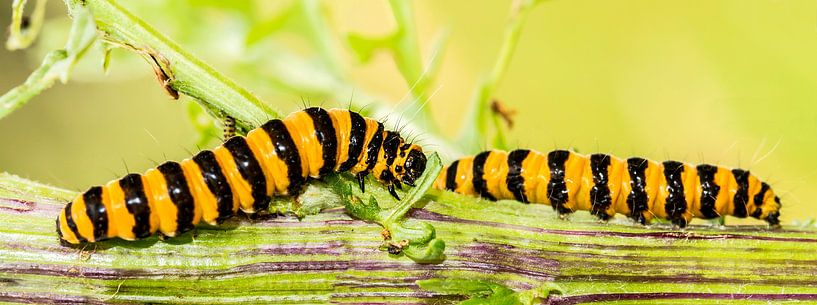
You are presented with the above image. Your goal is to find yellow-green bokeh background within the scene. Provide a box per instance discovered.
[1,1,815,224]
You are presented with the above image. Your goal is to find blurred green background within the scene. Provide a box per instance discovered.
[0,1,815,224]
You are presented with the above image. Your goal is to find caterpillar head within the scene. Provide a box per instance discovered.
[375,132,427,200]
[752,182,782,228]
[400,147,427,187]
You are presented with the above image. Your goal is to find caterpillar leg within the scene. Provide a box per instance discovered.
[766,211,781,228]
[356,172,367,193]
[244,196,272,220]
[223,116,236,140]
[671,217,688,229]
[631,213,648,225]
[388,183,400,201]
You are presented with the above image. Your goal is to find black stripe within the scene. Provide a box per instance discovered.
[157,162,195,235]
[193,150,234,223]
[224,136,270,212]
[119,174,152,239]
[305,107,338,176]
[382,131,402,167]
[64,201,86,243]
[751,182,770,218]
[662,161,688,227]
[547,150,572,214]
[261,119,304,194]
[55,217,60,241]
[506,149,530,203]
[732,169,750,218]
[626,158,649,225]
[338,111,367,172]
[589,154,613,220]
[445,160,460,191]
[471,151,496,201]
[364,123,385,172]
[696,164,721,219]
[82,186,107,241]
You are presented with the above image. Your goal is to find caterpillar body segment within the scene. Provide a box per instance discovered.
[434,149,781,228]
[57,107,428,244]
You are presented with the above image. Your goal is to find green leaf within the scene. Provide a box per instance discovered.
[342,192,383,223]
[389,218,435,246]
[401,237,445,262]
[381,152,443,223]
[322,153,445,262]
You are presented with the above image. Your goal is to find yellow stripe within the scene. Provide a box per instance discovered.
[328,109,351,171]
[433,166,448,190]
[711,166,731,218]
[483,151,509,199]
[58,208,79,244]
[576,157,594,212]
[521,151,549,204]
[180,159,208,225]
[615,167,633,217]
[605,155,626,217]
[284,111,322,177]
[144,168,178,236]
[650,162,670,220]
[214,145,254,213]
[681,163,697,223]
[613,157,636,217]
[246,128,291,195]
[244,129,277,196]
[138,175,161,235]
[70,195,95,242]
[561,152,587,211]
[453,157,475,196]
[105,179,136,241]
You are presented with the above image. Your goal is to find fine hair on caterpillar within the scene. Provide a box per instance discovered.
[57,107,428,245]
[434,149,782,228]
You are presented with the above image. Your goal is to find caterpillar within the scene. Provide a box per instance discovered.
[433,149,781,228]
[222,115,237,139]
[57,107,428,244]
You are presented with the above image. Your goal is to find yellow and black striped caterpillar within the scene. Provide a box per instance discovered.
[57,107,427,244]
[434,149,781,228]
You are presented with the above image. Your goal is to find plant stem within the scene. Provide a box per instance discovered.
[457,0,539,153]
[2,173,817,304]
[0,3,96,120]
[6,0,48,50]
[63,0,279,129]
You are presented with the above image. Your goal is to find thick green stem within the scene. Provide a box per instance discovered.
[2,173,817,304]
